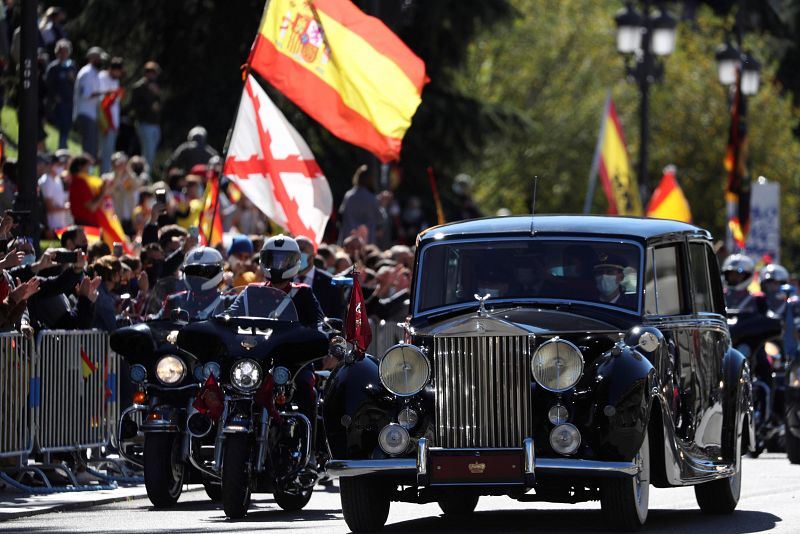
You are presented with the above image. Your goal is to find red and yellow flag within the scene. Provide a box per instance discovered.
[725,70,751,249]
[70,173,131,253]
[646,165,692,223]
[596,98,642,216]
[199,174,224,246]
[248,0,428,162]
[97,88,125,135]
[80,348,97,379]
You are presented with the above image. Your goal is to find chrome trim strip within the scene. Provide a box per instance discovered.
[327,457,638,479]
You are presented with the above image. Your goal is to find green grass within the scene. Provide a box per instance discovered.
[0,105,84,160]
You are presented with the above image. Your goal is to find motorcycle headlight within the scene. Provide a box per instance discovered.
[155,356,186,385]
[531,338,584,392]
[271,366,290,386]
[231,359,262,392]
[379,344,430,397]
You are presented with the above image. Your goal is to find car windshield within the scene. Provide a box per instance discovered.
[415,238,641,314]
[221,285,299,322]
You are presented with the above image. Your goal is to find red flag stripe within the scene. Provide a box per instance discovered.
[249,34,403,162]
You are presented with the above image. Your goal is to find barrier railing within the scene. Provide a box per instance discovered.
[0,332,34,466]
[33,330,116,457]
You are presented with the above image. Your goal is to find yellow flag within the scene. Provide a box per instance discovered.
[598,99,642,215]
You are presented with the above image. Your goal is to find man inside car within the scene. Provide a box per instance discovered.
[593,253,636,308]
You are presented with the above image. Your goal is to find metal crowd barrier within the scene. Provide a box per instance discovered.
[33,330,117,459]
[0,332,34,467]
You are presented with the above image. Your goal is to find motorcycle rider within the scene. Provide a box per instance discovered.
[722,254,760,312]
[158,246,228,320]
[224,235,324,471]
[760,263,791,316]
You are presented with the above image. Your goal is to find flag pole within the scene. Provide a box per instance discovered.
[426,167,445,225]
[583,92,611,214]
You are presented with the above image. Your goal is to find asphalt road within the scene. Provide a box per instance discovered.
[3,453,798,534]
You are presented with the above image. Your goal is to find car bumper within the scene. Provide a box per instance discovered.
[326,438,639,485]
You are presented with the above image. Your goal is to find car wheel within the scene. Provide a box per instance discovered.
[695,438,742,514]
[340,477,391,532]
[143,433,184,508]
[787,431,800,464]
[438,493,479,515]
[274,486,313,511]
[601,430,649,532]
[222,434,252,518]
[203,480,222,501]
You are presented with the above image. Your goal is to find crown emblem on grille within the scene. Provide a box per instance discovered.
[468,462,486,474]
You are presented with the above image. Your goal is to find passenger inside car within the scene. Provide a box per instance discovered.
[592,253,637,307]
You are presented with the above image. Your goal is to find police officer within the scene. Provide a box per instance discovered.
[721,254,758,312]
[160,246,228,320]
[760,263,791,315]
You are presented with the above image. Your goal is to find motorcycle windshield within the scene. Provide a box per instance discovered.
[222,285,299,322]
[144,275,228,320]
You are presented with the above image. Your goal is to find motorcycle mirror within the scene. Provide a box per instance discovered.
[170,307,190,323]
[325,317,344,332]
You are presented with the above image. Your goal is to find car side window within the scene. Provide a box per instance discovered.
[652,245,683,316]
[644,248,657,315]
[689,242,712,313]
[705,244,726,315]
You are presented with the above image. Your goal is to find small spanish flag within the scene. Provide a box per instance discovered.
[80,348,97,379]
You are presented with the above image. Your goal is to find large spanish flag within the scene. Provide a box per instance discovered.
[646,165,692,222]
[248,0,428,162]
[596,97,642,216]
[69,173,131,253]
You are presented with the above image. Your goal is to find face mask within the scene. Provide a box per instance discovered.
[54,165,65,175]
[596,275,618,296]
[326,266,336,275]
[21,254,36,267]
[229,256,242,269]
[298,253,309,271]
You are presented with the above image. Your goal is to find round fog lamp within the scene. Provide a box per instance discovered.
[397,407,419,429]
[203,361,221,380]
[155,356,185,385]
[193,366,205,382]
[271,366,290,385]
[379,344,430,396]
[130,364,147,383]
[550,423,581,455]
[231,359,262,392]
[378,423,410,455]
[548,404,569,425]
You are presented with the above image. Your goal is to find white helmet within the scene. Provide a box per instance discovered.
[182,246,224,292]
[760,263,789,285]
[721,254,755,291]
[260,235,301,281]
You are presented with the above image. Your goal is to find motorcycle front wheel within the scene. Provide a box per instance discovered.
[143,432,185,508]
[222,434,252,518]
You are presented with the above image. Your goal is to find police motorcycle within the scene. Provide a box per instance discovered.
[176,283,341,518]
[725,259,786,456]
[111,247,231,507]
[776,283,800,464]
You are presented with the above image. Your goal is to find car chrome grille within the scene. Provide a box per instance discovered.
[433,335,532,448]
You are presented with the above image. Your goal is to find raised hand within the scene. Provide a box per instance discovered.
[0,248,24,269]
[10,277,40,303]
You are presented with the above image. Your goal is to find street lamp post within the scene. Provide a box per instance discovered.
[614,1,677,208]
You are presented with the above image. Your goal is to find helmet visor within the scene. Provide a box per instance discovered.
[184,264,222,279]
[260,249,300,271]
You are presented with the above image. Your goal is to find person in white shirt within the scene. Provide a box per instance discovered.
[73,46,105,159]
[37,153,68,232]
[97,57,124,173]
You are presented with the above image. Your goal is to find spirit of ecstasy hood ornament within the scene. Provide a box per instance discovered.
[474,293,491,317]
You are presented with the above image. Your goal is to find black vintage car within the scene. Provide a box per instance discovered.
[324,215,754,532]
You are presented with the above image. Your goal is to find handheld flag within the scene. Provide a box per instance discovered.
[69,173,131,253]
[646,165,692,222]
[725,71,751,249]
[198,173,224,246]
[97,88,125,135]
[345,273,372,359]
[248,0,428,162]
[587,96,642,215]
[224,74,333,246]
[80,348,97,379]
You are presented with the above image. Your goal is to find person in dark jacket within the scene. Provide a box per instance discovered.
[130,61,162,169]
[295,236,344,319]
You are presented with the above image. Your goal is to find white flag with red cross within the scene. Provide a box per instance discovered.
[223,74,332,246]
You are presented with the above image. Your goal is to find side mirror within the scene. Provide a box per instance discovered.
[624,325,663,354]
[326,317,344,332]
[170,307,190,323]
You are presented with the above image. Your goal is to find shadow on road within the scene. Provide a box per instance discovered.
[383,508,781,534]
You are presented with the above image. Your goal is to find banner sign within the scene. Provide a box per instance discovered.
[745,178,779,263]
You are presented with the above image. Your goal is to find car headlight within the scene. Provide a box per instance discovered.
[231,359,262,392]
[155,356,186,385]
[379,344,430,397]
[531,338,584,392]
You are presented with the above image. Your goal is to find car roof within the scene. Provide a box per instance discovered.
[417,215,712,244]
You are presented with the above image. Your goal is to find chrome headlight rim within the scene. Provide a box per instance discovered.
[230,358,262,392]
[531,338,585,393]
[155,355,186,385]
[203,361,221,380]
[379,344,431,397]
